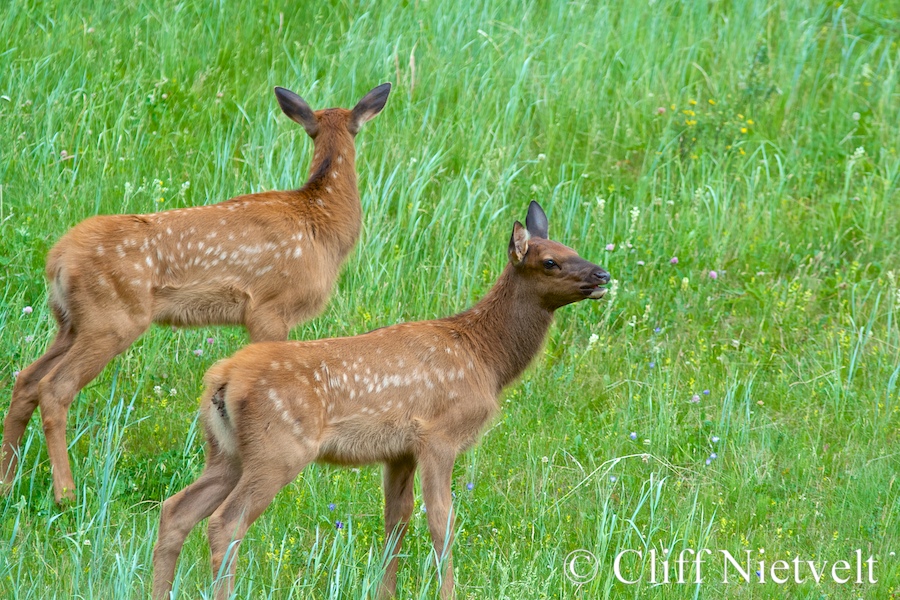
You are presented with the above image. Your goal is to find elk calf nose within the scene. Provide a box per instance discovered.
[594,270,610,285]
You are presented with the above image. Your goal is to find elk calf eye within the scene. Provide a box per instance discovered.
[543,259,557,269]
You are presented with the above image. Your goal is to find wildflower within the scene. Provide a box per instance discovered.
[193,349,203,356]
[630,432,637,441]
[169,388,177,396]
[690,394,700,403]
[541,456,549,464]
[629,206,640,233]
[637,260,645,266]
[421,506,427,513]
[22,306,33,315]
[669,257,678,265]
[587,333,599,350]
[656,106,666,115]
[609,475,617,483]
[705,458,712,466]
[688,99,697,106]
[654,327,661,333]
[851,112,860,121]
[335,521,344,529]
[466,482,475,490]
[681,277,690,291]
[537,153,546,161]
[153,385,163,396]
[740,127,748,134]
[24,335,34,343]
[328,503,336,511]
[708,99,716,105]
[206,337,215,345]
[703,389,710,395]
[605,243,615,251]
[648,362,656,368]
[709,270,718,280]
[746,119,754,125]
[710,453,718,460]
[711,436,720,443]
[60,150,69,159]
[13,370,20,379]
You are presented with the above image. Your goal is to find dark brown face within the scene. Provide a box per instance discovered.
[516,236,611,309]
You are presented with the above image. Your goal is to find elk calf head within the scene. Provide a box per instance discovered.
[509,201,610,310]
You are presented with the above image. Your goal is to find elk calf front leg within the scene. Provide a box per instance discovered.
[419,449,457,600]
[379,457,417,598]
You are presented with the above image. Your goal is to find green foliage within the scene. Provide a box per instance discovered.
[1,0,900,598]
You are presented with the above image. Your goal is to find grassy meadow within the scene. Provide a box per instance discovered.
[2,0,900,597]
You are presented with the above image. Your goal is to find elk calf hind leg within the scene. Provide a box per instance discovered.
[37,328,146,502]
[152,447,241,600]
[0,329,75,489]
[207,455,313,600]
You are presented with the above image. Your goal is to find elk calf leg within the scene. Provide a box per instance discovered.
[208,458,310,600]
[38,331,143,503]
[245,309,290,343]
[152,448,241,600]
[419,450,456,600]
[1,330,74,489]
[378,457,417,598]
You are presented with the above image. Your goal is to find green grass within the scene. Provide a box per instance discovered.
[2,0,900,597]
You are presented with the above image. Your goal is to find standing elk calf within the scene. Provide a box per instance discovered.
[0,83,391,504]
[152,201,610,600]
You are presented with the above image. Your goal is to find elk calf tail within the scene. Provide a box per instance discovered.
[201,361,238,457]
[46,251,71,327]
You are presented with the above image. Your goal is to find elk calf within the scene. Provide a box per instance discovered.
[1,83,391,503]
[151,201,610,600]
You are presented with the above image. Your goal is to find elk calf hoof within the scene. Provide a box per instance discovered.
[55,488,77,506]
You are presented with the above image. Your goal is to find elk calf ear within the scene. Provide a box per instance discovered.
[508,221,531,265]
[349,83,392,134]
[525,201,549,239]
[274,87,319,138]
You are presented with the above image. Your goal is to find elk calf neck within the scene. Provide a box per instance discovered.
[0,83,391,504]
[151,201,610,600]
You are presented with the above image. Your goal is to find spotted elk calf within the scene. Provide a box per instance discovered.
[151,201,610,599]
[0,83,392,504]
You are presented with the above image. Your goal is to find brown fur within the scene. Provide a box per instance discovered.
[0,84,391,503]
[151,202,610,600]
